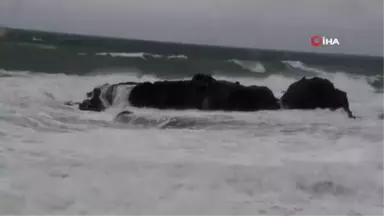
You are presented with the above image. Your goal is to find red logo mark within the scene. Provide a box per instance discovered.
[310,35,322,47]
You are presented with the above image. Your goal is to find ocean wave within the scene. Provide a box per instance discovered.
[95,52,162,59]
[92,52,275,74]
[18,42,57,50]
[366,75,383,92]
[0,31,381,81]
[0,42,382,90]
[227,59,266,73]
[0,67,382,134]
[85,52,291,75]
[1,39,381,78]
[0,69,33,77]
[93,52,188,60]
[167,54,188,59]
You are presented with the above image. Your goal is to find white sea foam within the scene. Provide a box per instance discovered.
[228,59,267,73]
[93,52,189,60]
[95,52,163,59]
[0,68,382,215]
[167,54,188,59]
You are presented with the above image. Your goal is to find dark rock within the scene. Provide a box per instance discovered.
[128,74,279,111]
[78,87,106,112]
[74,74,355,119]
[77,82,138,112]
[280,77,355,118]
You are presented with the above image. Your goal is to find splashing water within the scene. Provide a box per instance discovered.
[0,67,382,215]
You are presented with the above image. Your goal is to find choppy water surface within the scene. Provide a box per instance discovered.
[0,67,382,214]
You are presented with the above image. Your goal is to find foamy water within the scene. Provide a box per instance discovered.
[0,69,382,215]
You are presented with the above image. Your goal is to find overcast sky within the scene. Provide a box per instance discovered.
[0,0,383,56]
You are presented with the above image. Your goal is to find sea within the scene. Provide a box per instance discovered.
[0,29,383,215]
